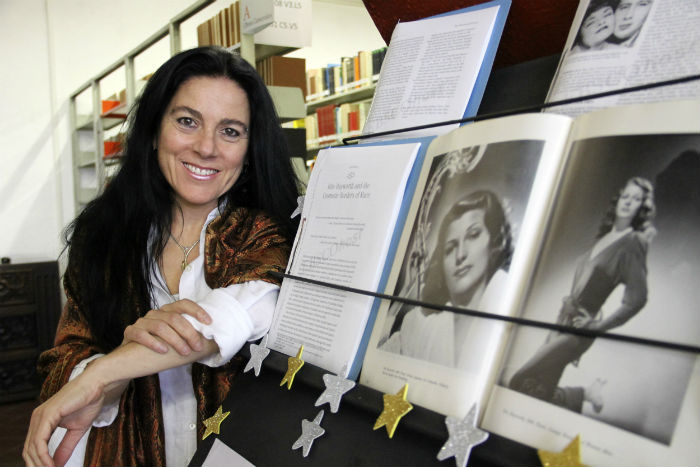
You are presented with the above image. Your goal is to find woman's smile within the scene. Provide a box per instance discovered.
[182,161,220,179]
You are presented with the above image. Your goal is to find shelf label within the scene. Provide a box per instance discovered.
[241,0,274,35]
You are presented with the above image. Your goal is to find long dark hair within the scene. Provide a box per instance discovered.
[596,176,655,238]
[421,190,513,305]
[64,47,300,349]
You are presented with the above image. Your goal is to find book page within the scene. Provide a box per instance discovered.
[362,2,502,139]
[267,142,421,377]
[546,0,700,116]
[359,112,574,418]
[484,100,700,466]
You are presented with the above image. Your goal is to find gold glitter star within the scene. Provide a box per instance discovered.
[373,383,413,438]
[201,405,230,440]
[280,345,305,390]
[538,434,588,467]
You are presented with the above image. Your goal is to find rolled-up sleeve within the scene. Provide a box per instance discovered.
[183,280,279,367]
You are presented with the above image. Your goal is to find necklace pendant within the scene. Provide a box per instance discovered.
[181,260,187,271]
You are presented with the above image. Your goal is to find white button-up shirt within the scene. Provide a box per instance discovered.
[49,207,280,467]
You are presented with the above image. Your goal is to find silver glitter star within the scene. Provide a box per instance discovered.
[291,195,305,218]
[314,364,356,413]
[436,403,489,467]
[243,334,270,376]
[292,410,325,457]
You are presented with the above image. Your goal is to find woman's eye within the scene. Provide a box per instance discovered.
[465,227,483,240]
[176,117,196,128]
[444,242,457,256]
[222,127,240,138]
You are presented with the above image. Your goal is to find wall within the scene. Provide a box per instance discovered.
[0,0,384,264]
[0,0,60,263]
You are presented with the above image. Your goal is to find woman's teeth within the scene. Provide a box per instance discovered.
[184,162,218,176]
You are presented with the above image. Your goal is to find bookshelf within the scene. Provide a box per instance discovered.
[69,0,307,212]
[301,48,386,157]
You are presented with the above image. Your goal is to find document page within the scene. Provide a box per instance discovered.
[546,0,700,116]
[362,4,501,138]
[267,142,421,377]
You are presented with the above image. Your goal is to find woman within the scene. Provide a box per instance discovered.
[610,0,653,47]
[23,47,300,467]
[382,190,513,369]
[509,177,655,413]
[571,0,618,53]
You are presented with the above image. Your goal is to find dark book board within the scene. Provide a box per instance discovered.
[362,0,577,69]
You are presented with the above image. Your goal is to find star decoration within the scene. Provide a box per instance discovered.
[314,364,356,413]
[538,434,588,467]
[201,405,230,440]
[291,195,305,218]
[280,345,305,390]
[292,410,326,457]
[436,403,489,467]
[373,383,413,438]
[244,334,270,376]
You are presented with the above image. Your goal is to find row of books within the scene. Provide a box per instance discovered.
[196,1,241,48]
[255,55,307,97]
[304,100,372,149]
[306,47,387,102]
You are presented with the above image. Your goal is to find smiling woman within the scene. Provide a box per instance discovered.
[23,47,300,467]
[571,0,618,53]
[157,77,250,215]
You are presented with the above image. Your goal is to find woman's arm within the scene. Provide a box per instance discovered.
[24,337,218,467]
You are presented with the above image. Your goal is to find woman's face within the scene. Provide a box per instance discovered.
[157,76,250,212]
[580,6,615,48]
[614,0,653,40]
[615,182,644,224]
[441,208,491,307]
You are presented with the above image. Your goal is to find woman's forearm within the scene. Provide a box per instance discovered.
[87,338,219,395]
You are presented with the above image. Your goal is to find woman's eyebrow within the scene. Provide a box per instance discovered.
[170,105,201,119]
[170,105,247,127]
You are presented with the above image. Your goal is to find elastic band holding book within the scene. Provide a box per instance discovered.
[270,271,700,355]
[342,74,700,145]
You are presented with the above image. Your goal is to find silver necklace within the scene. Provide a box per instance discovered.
[169,233,200,271]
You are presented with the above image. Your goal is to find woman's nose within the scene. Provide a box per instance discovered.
[193,130,216,157]
[456,240,467,263]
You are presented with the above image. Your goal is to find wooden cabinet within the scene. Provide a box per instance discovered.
[0,261,61,403]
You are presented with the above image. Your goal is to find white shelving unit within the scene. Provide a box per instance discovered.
[69,0,306,213]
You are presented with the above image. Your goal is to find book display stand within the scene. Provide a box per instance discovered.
[188,346,541,467]
[187,43,699,463]
[188,55,561,467]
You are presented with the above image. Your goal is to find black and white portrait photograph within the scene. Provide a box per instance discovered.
[499,133,700,445]
[570,0,654,54]
[377,139,545,371]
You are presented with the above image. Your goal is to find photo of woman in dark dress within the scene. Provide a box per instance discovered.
[509,176,656,413]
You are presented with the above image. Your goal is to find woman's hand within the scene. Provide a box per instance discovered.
[23,372,107,467]
[123,299,212,356]
[571,307,598,329]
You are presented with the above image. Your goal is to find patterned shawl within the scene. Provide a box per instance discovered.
[37,207,290,466]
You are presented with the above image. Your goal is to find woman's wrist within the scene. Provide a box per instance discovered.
[84,349,132,398]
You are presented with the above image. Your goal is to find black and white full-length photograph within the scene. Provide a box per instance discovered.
[376,139,545,371]
[570,0,654,54]
[499,133,700,445]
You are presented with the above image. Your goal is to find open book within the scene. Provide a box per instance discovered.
[545,0,700,116]
[269,97,698,465]
[357,99,699,466]
[361,0,510,139]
